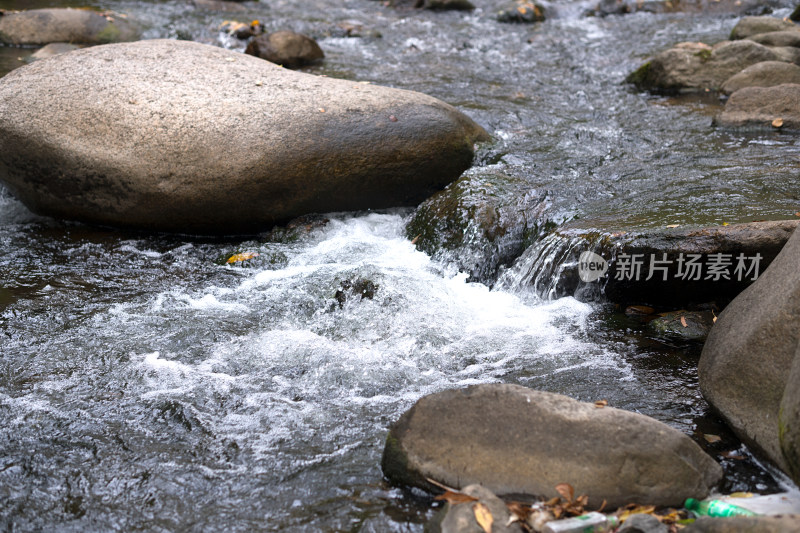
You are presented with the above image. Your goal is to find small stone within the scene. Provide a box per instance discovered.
[619,513,668,533]
[245,31,324,69]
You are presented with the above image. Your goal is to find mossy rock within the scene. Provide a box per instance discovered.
[406,169,550,283]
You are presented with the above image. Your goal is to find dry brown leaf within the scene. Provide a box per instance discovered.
[434,490,478,505]
[555,483,575,502]
[712,311,717,324]
[721,450,746,460]
[680,316,688,328]
[473,502,493,533]
[594,399,608,408]
[773,118,784,128]
[703,433,722,443]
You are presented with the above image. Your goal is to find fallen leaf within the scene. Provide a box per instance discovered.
[772,118,784,128]
[795,212,800,217]
[703,433,721,443]
[666,224,680,228]
[722,222,729,226]
[618,505,657,522]
[625,305,655,315]
[721,450,745,460]
[435,490,478,505]
[410,234,421,245]
[680,316,688,328]
[712,310,717,324]
[555,483,574,502]
[319,108,326,113]
[473,502,493,533]
[594,399,608,408]
[227,252,259,264]
[729,492,754,498]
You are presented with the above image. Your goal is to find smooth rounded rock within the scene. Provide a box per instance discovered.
[779,343,800,485]
[244,31,324,68]
[626,40,780,93]
[0,39,489,234]
[717,83,800,130]
[729,16,799,40]
[381,384,722,510]
[748,30,800,48]
[699,226,800,473]
[720,61,800,94]
[0,8,138,45]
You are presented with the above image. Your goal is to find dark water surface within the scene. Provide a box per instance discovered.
[1,0,799,530]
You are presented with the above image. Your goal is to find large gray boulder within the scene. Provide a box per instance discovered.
[626,40,781,93]
[0,39,489,234]
[729,16,799,40]
[0,8,138,45]
[716,83,800,130]
[699,227,800,473]
[779,343,800,485]
[381,384,722,510]
[720,61,800,95]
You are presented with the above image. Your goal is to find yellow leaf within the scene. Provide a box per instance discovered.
[619,505,657,522]
[773,118,784,128]
[722,222,729,226]
[594,399,608,408]
[227,252,259,264]
[473,502,493,533]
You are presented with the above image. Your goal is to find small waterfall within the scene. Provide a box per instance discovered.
[496,231,609,302]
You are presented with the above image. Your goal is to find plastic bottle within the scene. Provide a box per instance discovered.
[684,498,759,517]
[718,492,800,515]
[541,512,620,533]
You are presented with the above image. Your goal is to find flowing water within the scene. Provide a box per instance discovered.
[1,0,800,530]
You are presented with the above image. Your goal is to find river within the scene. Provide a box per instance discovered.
[1,0,798,530]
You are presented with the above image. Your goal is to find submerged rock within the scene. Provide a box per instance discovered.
[716,83,800,130]
[699,227,800,475]
[648,311,714,342]
[245,31,324,68]
[720,61,800,94]
[0,39,489,234]
[729,16,799,40]
[496,2,546,23]
[0,8,138,45]
[382,384,722,510]
[626,40,781,93]
[27,42,81,62]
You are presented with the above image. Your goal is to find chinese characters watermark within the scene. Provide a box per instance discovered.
[578,251,762,283]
